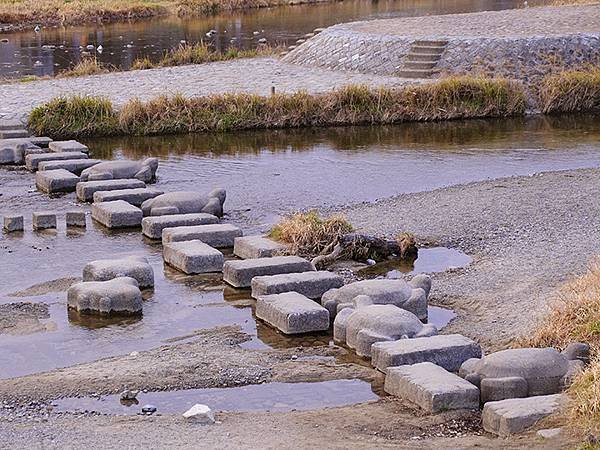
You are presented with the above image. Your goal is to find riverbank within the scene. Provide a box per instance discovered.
[1,165,598,447]
[0,0,329,32]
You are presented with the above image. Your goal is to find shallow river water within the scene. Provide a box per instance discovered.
[2,114,600,379]
[0,0,545,78]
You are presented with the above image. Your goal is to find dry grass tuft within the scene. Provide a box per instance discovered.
[131,42,280,70]
[57,57,113,78]
[540,67,600,114]
[519,258,600,436]
[27,95,120,138]
[269,211,353,258]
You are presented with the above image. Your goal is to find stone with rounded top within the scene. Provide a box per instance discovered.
[183,404,215,424]
[460,347,574,403]
[67,277,143,315]
[333,304,437,357]
[83,255,154,288]
[80,158,158,183]
[321,278,429,321]
[141,189,226,218]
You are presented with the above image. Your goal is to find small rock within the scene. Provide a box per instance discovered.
[120,389,139,401]
[537,428,562,439]
[366,259,376,265]
[141,404,157,414]
[182,404,215,424]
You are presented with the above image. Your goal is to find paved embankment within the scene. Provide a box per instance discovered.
[0,58,416,120]
[283,5,600,79]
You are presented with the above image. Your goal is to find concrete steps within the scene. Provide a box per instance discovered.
[398,40,448,79]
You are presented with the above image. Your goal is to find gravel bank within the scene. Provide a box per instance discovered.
[343,167,600,350]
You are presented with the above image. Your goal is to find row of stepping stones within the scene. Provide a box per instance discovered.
[2,124,590,437]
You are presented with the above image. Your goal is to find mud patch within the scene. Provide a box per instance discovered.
[0,302,55,336]
[8,277,81,298]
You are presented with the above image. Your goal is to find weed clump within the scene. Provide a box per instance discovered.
[269,211,353,258]
[540,67,600,114]
[28,95,119,138]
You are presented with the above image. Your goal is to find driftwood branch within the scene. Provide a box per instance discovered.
[311,233,417,268]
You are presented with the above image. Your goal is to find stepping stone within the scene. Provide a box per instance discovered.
[0,129,28,139]
[49,140,89,153]
[0,145,26,165]
[83,256,154,288]
[81,158,158,183]
[66,211,86,227]
[141,213,219,239]
[0,119,25,130]
[384,362,480,413]
[162,223,242,247]
[26,152,88,171]
[38,158,101,175]
[321,278,428,321]
[251,270,344,299]
[233,235,287,259]
[91,200,143,229]
[371,334,483,373]
[67,277,142,315]
[163,240,224,274]
[3,215,23,232]
[29,137,52,148]
[32,211,57,230]
[93,187,164,207]
[482,394,565,437]
[76,179,145,202]
[334,304,437,358]
[223,256,315,288]
[256,292,330,334]
[35,169,80,193]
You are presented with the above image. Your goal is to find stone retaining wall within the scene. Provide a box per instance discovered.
[283,23,600,82]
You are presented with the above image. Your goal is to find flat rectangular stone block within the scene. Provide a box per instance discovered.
[91,200,142,228]
[3,215,23,232]
[162,224,242,247]
[372,334,483,373]
[32,211,57,230]
[251,270,344,299]
[0,119,25,130]
[49,140,89,153]
[76,179,145,202]
[233,235,287,259]
[223,256,315,288]
[384,362,480,413]
[29,137,52,148]
[26,152,88,171]
[163,240,224,274]
[38,158,101,175]
[482,394,565,437]
[142,213,219,239]
[256,292,330,334]
[93,188,164,207]
[0,129,28,139]
[36,169,80,193]
[66,211,86,227]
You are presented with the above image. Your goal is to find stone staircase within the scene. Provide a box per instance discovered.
[397,40,448,79]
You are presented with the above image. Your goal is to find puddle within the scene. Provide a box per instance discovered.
[357,247,472,279]
[428,306,457,329]
[53,379,379,415]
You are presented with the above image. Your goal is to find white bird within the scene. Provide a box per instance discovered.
[97,45,103,53]
[34,25,41,33]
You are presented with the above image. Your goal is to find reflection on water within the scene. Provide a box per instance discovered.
[358,247,473,279]
[53,379,379,415]
[0,0,544,78]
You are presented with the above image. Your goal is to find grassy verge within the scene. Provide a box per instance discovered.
[0,0,321,29]
[27,76,527,138]
[131,42,281,70]
[519,259,600,437]
[540,67,600,114]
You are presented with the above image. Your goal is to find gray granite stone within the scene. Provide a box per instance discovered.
[141,213,219,239]
[161,223,242,247]
[76,179,145,202]
[91,200,143,228]
[35,168,80,193]
[223,256,315,288]
[163,240,224,274]
[233,235,287,259]
[251,270,344,299]
[256,291,330,334]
